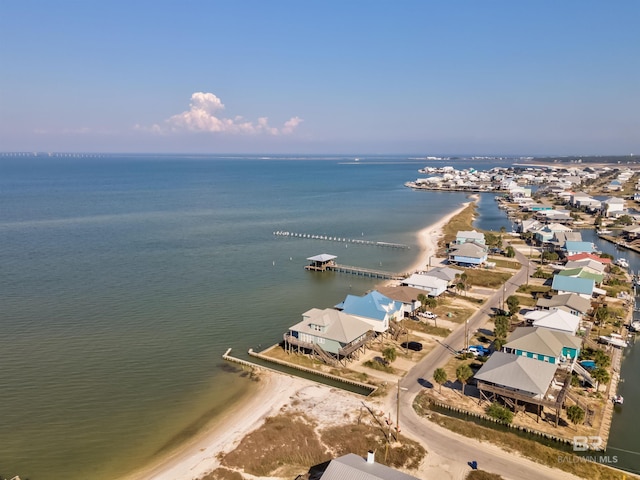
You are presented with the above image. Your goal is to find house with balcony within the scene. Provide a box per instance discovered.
[448,242,488,266]
[502,326,582,365]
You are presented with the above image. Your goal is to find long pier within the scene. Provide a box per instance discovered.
[326,263,404,280]
[273,230,409,249]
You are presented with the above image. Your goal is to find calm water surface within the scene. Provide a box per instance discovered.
[3,155,636,478]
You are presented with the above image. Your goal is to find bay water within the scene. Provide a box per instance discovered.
[2,155,636,479]
[0,155,475,480]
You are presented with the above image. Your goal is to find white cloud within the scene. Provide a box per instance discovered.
[146,92,303,136]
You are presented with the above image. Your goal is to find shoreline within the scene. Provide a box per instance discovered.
[125,199,475,480]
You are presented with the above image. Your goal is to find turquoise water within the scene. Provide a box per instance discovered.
[0,155,480,480]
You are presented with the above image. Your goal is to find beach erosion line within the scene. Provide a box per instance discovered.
[128,199,475,480]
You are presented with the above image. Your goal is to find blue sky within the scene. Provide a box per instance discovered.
[1,1,638,155]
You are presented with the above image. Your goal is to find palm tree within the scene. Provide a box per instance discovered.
[592,367,610,391]
[433,368,447,394]
[456,364,473,395]
[566,405,585,430]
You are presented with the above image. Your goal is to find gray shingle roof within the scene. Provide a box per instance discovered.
[474,351,557,396]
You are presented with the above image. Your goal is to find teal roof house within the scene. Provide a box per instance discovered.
[551,275,595,299]
[563,241,596,256]
[503,326,581,365]
[335,290,403,333]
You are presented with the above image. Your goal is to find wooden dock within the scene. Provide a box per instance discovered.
[326,263,404,280]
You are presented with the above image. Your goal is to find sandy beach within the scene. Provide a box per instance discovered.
[126,201,473,480]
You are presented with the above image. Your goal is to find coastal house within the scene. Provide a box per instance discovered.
[606,180,623,191]
[601,197,626,218]
[565,252,611,265]
[622,224,640,241]
[319,452,420,480]
[421,266,461,287]
[475,351,558,398]
[284,308,373,364]
[447,242,488,266]
[474,351,564,423]
[454,230,486,245]
[564,259,606,276]
[503,326,582,365]
[570,192,601,211]
[524,309,581,335]
[563,240,596,257]
[400,273,448,297]
[335,290,403,333]
[520,219,542,234]
[375,285,424,318]
[556,267,604,286]
[535,293,592,319]
[534,223,572,244]
[551,275,596,299]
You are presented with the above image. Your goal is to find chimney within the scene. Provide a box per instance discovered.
[367,450,375,464]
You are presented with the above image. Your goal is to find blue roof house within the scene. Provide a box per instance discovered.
[551,275,595,299]
[335,290,403,333]
[564,241,596,256]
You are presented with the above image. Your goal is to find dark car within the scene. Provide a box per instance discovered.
[401,341,423,351]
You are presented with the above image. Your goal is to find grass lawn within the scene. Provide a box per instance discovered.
[441,203,477,247]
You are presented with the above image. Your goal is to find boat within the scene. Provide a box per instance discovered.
[630,320,640,332]
[599,333,629,348]
[597,229,612,235]
[613,394,624,405]
[614,258,629,268]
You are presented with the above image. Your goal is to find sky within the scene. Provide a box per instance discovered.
[1,1,639,155]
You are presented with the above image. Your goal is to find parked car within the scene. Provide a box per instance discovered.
[423,311,438,319]
[468,345,489,356]
[401,341,423,352]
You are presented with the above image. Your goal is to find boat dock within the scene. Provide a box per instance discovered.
[327,263,404,280]
[273,230,409,249]
[304,253,404,280]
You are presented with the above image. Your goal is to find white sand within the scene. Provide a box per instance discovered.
[127,201,473,480]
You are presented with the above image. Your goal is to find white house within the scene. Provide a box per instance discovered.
[401,273,448,297]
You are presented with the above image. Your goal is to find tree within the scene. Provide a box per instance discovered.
[456,364,473,395]
[506,295,520,316]
[594,307,611,325]
[541,251,559,263]
[486,402,513,424]
[417,293,428,312]
[566,405,585,429]
[592,367,610,390]
[500,226,507,234]
[594,350,611,369]
[383,347,397,363]
[504,245,516,258]
[493,315,510,340]
[433,368,448,394]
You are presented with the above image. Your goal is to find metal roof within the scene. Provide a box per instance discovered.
[551,275,595,295]
[307,254,337,262]
[320,453,420,480]
[336,291,403,321]
[535,293,591,313]
[290,308,372,344]
[474,351,557,396]
[505,327,582,357]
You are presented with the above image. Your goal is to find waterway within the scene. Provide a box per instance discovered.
[474,196,640,475]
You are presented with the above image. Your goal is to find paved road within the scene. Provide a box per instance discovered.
[393,249,587,480]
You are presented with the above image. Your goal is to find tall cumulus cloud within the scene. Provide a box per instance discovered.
[142,92,302,135]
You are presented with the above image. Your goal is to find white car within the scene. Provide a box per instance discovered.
[422,311,438,319]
